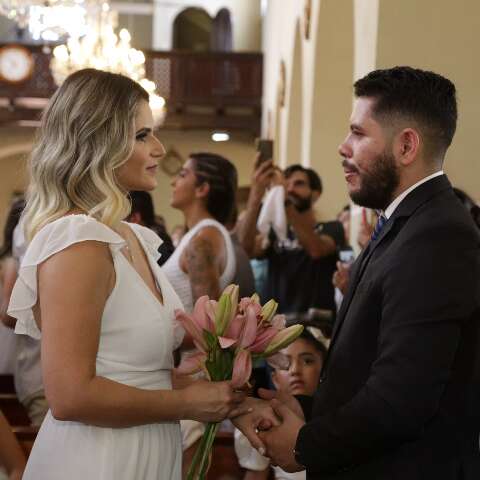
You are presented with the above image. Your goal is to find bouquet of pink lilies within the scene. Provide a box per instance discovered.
[175,284,303,480]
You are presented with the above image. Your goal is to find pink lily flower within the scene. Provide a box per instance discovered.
[238,305,259,348]
[266,352,290,370]
[193,295,215,332]
[271,314,286,329]
[177,351,207,375]
[248,326,279,353]
[231,349,252,388]
[175,309,207,352]
[218,336,237,349]
[239,297,262,317]
[224,314,246,341]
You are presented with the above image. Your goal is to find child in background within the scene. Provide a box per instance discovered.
[234,328,327,480]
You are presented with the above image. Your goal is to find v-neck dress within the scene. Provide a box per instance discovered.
[7,214,185,480]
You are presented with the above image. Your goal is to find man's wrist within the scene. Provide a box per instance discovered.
[249,190,264,206]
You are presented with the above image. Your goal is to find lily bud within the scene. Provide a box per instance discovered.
[215,293,232,336]
[223,284,239,329]
[263,324,304,356]
[250,293,260,304]
[261,299,278,324]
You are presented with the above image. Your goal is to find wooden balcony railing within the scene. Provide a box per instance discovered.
[0,44,262,133]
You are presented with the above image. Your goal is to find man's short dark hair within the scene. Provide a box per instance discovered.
[354,66,457,160]
[284,164,323,194]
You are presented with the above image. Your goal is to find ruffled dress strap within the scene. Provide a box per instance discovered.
[8,215,126,340]
[126,222,163,263]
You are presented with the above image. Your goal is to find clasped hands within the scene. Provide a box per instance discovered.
[232,388,306,473]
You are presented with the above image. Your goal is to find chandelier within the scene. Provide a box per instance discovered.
[0,0,79,30]
[0,1,165,125]
[51,2,165,125]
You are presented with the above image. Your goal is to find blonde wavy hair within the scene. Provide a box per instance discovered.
[23,68,149,240]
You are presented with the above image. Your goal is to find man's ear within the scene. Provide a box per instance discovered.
[195,181,210,200]
[311,191,321,203]
[395,128,420,166]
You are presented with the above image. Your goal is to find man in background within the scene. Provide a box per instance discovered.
[238,161,344,315]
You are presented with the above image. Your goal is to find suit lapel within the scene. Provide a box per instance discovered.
[329,217,396,347]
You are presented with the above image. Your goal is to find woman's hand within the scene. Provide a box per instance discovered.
[182,380,248,423]
[232,396,283,455]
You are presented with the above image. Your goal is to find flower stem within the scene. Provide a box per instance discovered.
[186,422,220,480]
[186,425,210,480]
[197,422,220,478]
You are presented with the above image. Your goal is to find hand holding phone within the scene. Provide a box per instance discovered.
[255,138,274,165]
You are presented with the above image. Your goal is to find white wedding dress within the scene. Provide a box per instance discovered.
[8,215,185,479]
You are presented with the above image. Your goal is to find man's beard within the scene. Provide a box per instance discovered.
[347,150,400,210]
[287,193,312,212]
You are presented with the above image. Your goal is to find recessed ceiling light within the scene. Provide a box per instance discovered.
[211,132,230,142]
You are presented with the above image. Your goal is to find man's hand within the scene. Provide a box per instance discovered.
[237,154,276,258]
[257,388,305,420]
[258,399,305,472]
[332,261,352,295]
[231,396,281,455]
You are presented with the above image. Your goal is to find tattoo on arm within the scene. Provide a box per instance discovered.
[186,235,221,302]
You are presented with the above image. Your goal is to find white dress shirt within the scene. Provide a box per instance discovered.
[384,170,444,219]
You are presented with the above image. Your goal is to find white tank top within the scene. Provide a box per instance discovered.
[162,218,236,312]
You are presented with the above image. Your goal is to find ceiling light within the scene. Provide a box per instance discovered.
[211,132,230,142]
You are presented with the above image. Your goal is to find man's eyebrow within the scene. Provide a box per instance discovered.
[135,127,152,135]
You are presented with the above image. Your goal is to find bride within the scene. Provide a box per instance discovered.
[7,68,248,479]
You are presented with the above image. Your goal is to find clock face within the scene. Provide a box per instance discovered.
[0,46,34,83]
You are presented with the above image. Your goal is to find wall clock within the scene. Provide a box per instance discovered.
[161,147,184,176]
[0,45,34,84]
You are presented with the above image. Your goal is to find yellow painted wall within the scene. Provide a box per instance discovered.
[375,0,480,201]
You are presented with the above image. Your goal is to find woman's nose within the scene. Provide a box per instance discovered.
[152,136,166,158]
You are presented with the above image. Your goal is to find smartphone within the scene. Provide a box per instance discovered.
[255,138,274,164]
[339,248,355,264]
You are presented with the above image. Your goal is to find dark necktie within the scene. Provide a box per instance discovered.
[371,214,387,242]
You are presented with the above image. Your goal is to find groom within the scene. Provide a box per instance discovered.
[235,66,480,479]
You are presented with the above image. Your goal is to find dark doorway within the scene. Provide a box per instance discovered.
[172,7,213,51]
[172,7,233,52]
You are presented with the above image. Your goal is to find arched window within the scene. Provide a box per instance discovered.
[211,8,232,52]
[172,7,213,51]
[172,7,233,52]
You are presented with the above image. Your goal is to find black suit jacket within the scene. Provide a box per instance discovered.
[295,175,480,479]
